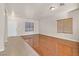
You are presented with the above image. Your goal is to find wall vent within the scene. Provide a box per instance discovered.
[60,3,65,6]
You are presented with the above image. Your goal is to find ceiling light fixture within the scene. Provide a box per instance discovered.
[50,6,55,10]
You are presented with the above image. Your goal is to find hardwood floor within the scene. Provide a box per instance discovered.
[22,34,79,56]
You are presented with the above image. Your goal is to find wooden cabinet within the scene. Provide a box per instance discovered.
[22,34,40,48]
[22,35,33,47]
[56,43,73,56]
[33,34,39,48]
[22,34,79,56]
[56,39,79,56]
[39,34,79,56]
[39,35,57,56]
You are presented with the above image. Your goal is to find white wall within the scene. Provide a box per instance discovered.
[17,18,39,36]
[69,9,79,41]
[39,10,79,42]
[8,16,18,37]
[8,15,39,37]
[7,3,79,42]
[0,4,6,51]
[4,8,8,42]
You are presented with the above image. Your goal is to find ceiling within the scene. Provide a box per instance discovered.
[6,3,79,19]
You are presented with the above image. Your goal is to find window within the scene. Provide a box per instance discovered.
[25,22,34,32]
[57,18,73,34]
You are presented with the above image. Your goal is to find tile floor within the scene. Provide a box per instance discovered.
[0,37,39,56]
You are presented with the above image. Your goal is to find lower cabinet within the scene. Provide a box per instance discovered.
[39,34,79,56]
[22,34,79,56]
[33,34,39,48]
[22,35,33,47]
[56,43,73,56]
[39,46,55,56]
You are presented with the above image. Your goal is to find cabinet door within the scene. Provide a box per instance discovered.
[39,35,57,56]
[73,47,79,56]
[33,35,39,48]
[56,43,73,56]
[23,35,33,47]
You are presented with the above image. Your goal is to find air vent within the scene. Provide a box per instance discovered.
[60,3,64,6]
